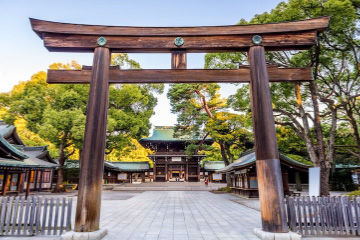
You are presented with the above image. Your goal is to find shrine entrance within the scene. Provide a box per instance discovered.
[30,16,328,238]
[168,165,185,181]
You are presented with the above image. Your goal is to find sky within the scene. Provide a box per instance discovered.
[0,0,284,127]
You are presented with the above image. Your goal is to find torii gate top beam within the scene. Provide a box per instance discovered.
[30,17,329,53]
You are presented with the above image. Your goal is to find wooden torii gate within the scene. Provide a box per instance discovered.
[30,17,328,236]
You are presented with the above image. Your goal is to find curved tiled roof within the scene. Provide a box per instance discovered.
[203,161,225,171]
[141,126,212,142]
[216,150,310,173]
[109,161,150,172]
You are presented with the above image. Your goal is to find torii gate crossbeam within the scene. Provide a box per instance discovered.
[30,16,329,239]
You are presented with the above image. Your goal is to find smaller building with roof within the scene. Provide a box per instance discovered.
[216,150,310,198]
[0,121,58,196]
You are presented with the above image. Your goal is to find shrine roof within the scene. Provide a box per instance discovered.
[0,157,58,169]
[141,126,211,142]
[203,161,225,171]
[0,121,25,146]
[0,135,29,160]
[216,150,310,173]
[109,161,150,172]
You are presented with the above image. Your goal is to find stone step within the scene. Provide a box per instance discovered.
[112,186,222,191]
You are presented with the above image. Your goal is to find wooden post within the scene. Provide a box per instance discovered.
[185,159,189,182]
[17,172,23,193]
[39,170,44,192]
[26,171,31,199]
[248,46,288,233]
[171,51,187,69]
[75,47,110,232]
[2,170,9,196]
[295,171,302,191]
[197,160,201,182]
[153,159,157,182]
[165,158,168,182]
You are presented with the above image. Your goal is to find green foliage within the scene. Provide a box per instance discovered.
[204,0,360,171]
[168,83,253,165]
[167,83,225,139]
[346,190,360,199]
[330,169,358,191]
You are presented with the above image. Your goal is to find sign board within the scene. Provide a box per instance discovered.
[309,167,320,196]
[213,173,222,180]
[117,173,127,180]
[352,173,359,185]
[172,157,182,162]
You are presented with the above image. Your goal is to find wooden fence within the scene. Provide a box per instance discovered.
[285,196,360,236]
[0,196,72,236]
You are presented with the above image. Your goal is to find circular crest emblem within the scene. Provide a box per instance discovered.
[97,36,107,46]
[174,37,184,47]
[252,35,262,45]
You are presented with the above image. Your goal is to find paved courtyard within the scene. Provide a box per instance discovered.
[2,191,360,240]
[100,191,260,240]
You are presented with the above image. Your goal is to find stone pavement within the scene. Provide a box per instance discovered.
[100,191,261,240]
[2,191,360,240]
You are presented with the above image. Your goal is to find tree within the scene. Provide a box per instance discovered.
[168,84,253,186]
[204,112,253,164]
[1,54,164,191]
[206,0,360,196]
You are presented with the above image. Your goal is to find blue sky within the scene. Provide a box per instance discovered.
[0,0,284,126]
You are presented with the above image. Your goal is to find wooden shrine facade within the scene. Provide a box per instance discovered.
[139,126,213,182]
[30,17,329,234]
[0,121,58,197]
[217,150,309,198]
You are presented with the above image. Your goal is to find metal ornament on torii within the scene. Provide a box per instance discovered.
[30,17,328,234]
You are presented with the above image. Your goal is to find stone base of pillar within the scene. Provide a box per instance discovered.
[62,229,108,240]
[253,228,301,240]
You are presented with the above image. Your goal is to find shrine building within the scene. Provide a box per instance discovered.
[0,121,58,196]
[139,126,215,182]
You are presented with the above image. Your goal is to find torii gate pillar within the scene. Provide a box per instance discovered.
[75,47,110,233]
[248,46,288,233]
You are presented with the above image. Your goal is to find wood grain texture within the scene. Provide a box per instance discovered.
[47,67,313,84]
[74,47,110,232]
[248,46,288,233]
[42,31,317,53]
[171,51,187,69]
[30,17,329,37]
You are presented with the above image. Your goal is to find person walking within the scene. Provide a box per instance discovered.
[205,177,209,187]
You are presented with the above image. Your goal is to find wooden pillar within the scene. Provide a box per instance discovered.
[171,50,187,69]
[75,47,110,232]
[141,173,145,182]
[39,170,44,192]
[26,171,31,199]
[33,170,38,191]
[49,170,54,191]
[165,158,168,182]
[185,159,189,182]
[282,171,290,196]
[295,171,302,191]
[17,172,23,193]
[2,170,9,196]
[153,159,157,182]
[197,160,200,182]
[248,46,288,233]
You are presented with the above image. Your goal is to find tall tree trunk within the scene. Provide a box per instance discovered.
[309,81,330,196]
[53,132,67,193]
[220,143,231,186]
[344,104,360,161]
[295,84,319,165]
